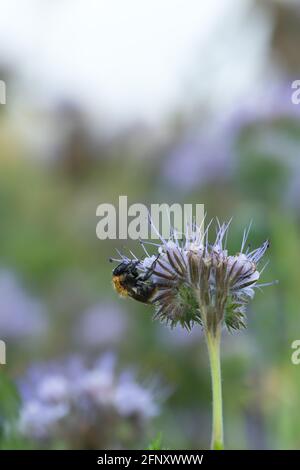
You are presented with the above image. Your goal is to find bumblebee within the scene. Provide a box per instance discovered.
[111,256,158,304]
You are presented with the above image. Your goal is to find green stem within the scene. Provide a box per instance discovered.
[205,326,224,450]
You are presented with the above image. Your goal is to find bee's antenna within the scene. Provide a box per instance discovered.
[116,248,129,260]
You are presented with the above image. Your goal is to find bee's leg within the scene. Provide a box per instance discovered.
[141,253,161,281]
[139,256,160,282]
[139,271,151,282]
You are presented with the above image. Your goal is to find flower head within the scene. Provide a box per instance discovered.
[111,219,273,333]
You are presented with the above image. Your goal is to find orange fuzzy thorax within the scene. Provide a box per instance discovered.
[112,275,128,297]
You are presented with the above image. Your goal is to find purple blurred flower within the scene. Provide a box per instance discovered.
[0,270,47,340]
[162,124,234,191]
[163,81,300,192]
[18,354,159,448]
[19,402,69,440]
[18,356,85,402]
[115,379,158,419]
[73,302,128,348]
[37,375,70,403]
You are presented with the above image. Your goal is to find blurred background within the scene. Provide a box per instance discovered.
[0,0,300,450]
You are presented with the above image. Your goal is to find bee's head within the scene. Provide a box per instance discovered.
[111,260,140,276]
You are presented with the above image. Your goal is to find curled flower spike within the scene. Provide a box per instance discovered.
[110,219,273,333]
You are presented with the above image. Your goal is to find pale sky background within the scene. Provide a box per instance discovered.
[0,0,272,129]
